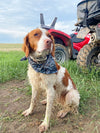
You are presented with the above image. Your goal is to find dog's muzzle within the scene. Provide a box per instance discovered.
[30,49,50,62]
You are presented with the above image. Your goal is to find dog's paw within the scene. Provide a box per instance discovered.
[40,99,47,105]
[57,110,68,118]
[22,109,33,116]
[39,122,48,133]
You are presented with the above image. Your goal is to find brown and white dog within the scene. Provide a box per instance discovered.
[22,28,80,133]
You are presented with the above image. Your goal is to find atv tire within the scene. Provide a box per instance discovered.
[55,44,69,64]
[77,42,100,71]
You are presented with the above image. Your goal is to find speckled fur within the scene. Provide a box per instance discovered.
[22,28,80,133]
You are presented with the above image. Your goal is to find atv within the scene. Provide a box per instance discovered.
[40,0,100,70]
[76,0,100,70]
[40,14,90,62]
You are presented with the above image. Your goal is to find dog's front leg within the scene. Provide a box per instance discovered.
[22,86,38,116]
[39,87,55,133]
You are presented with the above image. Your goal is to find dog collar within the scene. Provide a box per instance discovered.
[21,54,58,74]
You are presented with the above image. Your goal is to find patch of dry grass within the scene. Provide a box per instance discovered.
[0,43,22,51]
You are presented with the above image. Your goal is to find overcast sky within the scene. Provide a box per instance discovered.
[0,0,80,43]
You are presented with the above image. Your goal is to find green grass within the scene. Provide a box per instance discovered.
[62,61,100,114]
[0,50,100,114]
[0,51,27,83]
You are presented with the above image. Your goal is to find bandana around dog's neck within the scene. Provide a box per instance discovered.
[21,54,58,74]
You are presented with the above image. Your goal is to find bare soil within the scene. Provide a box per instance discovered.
[0,48,21,51]
[0,80,100,133]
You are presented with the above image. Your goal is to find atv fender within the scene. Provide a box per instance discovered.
[48,29,71,47]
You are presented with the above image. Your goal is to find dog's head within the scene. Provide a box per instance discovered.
[22,28,55,59]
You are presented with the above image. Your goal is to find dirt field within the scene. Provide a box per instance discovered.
[0,80,100,133]
[0,48,21,51]
[0,44,22,51]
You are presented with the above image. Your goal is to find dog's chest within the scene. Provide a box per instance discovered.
[28,64,56,89]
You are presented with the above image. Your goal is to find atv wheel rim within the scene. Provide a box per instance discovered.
[90,53,100,67]
[55,50,66,63]
[87,47,100,69]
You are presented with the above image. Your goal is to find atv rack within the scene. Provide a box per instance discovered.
[40,13,57,30]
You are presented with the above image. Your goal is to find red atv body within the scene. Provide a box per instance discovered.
[48,29,90,62]
[49,29,90,51]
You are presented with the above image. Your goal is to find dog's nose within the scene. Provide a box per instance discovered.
[44,39,52,48]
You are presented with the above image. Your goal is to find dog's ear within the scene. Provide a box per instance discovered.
[22,34,30,57]
[51,35,55,57]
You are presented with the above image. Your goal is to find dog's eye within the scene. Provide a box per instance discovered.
[34,33,38,36]
[47,34,51,38]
